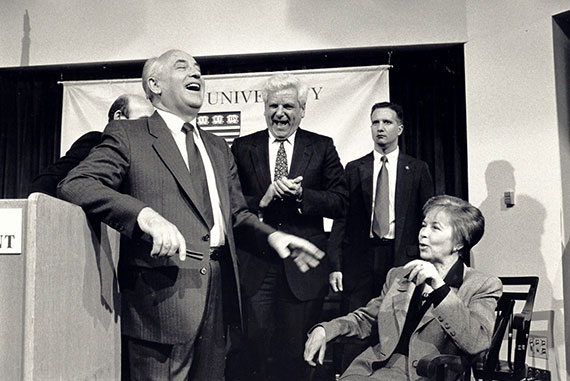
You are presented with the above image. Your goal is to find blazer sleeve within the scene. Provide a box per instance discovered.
[320,267,398,341]
[299,137,347,219]
[57,122,148,237]
[432,274,502,355]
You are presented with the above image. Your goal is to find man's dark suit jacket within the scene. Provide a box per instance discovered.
[29,131,102,196]
[328,151,434,292]
[58,112,274,344]
[231,128,347,301]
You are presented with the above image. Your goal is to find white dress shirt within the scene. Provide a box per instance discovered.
[370,146,399,239]
[156,109,226,246]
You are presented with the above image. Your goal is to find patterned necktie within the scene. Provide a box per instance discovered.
[182,123,214,228]
[274,140,289,181]
[372,155,389,238]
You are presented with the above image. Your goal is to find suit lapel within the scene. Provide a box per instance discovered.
[250,130,271,190]
[392,276,416,334]
[148,113,210,228]
[289,129,312,177]
[394,154,414,250]
[358,152,374,218]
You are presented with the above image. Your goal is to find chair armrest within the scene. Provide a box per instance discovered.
[417,354,470,380]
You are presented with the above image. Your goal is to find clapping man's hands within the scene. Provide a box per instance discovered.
[259,176,303,208]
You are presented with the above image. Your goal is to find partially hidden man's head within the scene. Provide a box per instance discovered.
[142,49,204,121]
[262,73,308,140]
[107,94,154,122]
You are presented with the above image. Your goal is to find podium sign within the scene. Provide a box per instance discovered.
[0,208,22,254]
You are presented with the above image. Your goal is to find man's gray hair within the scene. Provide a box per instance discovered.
[142,50,181,102]
[262,73,309,108]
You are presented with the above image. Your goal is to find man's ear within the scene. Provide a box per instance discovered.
[113,110,124,120]
[147,77,161,97]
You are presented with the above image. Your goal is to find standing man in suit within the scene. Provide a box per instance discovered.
[230,73,347,380]
[58,50,324,381]
[328,101,434,369]
[29,94,154,197]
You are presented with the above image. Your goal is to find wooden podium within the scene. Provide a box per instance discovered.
[0,193,121,380]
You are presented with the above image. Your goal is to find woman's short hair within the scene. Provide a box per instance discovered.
[422,195,485,257]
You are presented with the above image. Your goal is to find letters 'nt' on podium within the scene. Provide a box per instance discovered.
[0,193,121,380]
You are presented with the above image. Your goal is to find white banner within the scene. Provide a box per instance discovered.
[61,65,390,165]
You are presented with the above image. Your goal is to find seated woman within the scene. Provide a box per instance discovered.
[304,195,502,380]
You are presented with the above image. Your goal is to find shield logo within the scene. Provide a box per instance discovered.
[197,111,241,146]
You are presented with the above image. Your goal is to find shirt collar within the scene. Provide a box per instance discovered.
[269,129,297,145]
[443,259,464,289]
[156,108,196,134]
[373,146,399,163]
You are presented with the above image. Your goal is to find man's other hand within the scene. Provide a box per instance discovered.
[329,271,343,292]
[259,183,278,208]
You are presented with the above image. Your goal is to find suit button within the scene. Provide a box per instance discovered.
[444,323,450,329]
[450,331,456,336]
[277,223,283,228]
[202,234,210,241]
[438,316,444,322]
[200,268,207,275]
[412,360,418,367]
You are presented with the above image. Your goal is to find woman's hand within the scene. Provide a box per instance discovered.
[403,259,445,290]
[304,326,327,366]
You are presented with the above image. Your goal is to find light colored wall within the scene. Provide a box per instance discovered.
[2,0,570,378]
[554,14,570,380]
[0,0,467,67]
[464,3,569,379]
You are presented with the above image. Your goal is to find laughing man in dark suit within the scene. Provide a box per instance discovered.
[58,50,324,381]
[230,73,347,381]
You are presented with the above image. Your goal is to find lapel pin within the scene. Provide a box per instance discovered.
[405,165,410,170]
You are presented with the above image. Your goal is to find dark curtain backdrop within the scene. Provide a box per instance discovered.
[0,44,466,199]
[390,47,467,198]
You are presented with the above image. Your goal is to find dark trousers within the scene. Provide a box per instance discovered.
[238,263,324,381]
[340,238,394,373]
[124,259,226,381]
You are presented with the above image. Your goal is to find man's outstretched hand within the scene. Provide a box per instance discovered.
[267,231,325,272]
